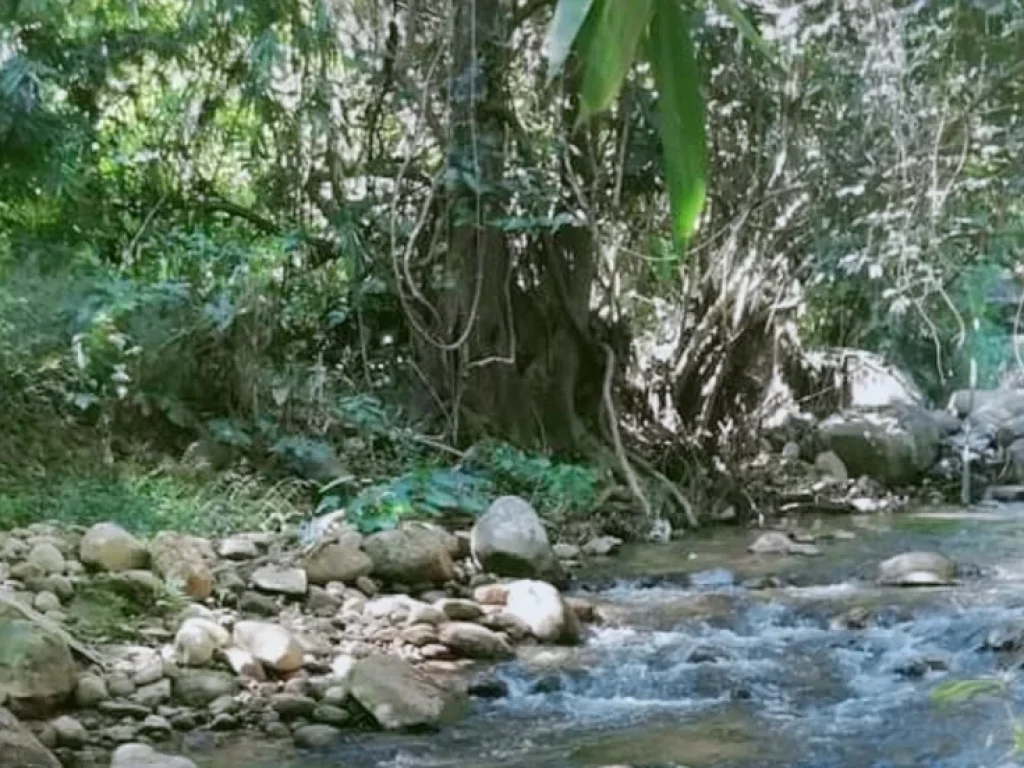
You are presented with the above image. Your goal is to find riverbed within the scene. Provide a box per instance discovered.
[203,506,1024,767]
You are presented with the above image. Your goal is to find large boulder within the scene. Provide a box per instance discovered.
[878,551,957,587]
[348,655,467,730]
[79,523,148,572]
[110,743,198,768]
[0,708,60,768]
[815,405,942,486]
[149,533,215,600]
[363,525,454,585]
[0,618,77,716]
[504,579,580,645]
[470,496,563,583]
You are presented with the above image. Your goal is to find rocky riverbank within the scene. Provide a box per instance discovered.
[0,495,613,768]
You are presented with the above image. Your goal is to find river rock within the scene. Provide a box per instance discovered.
[581,536,622,557]
[26,543,64,576]
[251,565,308,596]
[149,533,214,600]
[0,707,60,767]
[877,551,957,586]
[174,617,230,666]
[217,536,260,561]
[438,622,514,659]
[49,715,87,748]
[232,620,303,673]
[0,618,77,716]
[349,655,467,730]
[816,405,941,486]
[110,743,198,768]
[748,531,821,556]
[303,532,373,585]
[172,670,237,706]
[74,674,109,708]
[362,526,454,585]
[504,579,580,644]
[470,496,563,583]
[79,523,147,572]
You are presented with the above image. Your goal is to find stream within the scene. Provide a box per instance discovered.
[205,507,1024,767]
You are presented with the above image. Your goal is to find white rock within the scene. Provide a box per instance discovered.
[232,620,303,673]
[505,579,580,644]
[217,535,260,560]
[174,618,230,667]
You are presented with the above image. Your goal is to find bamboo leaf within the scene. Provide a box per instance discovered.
[647,0,707,242]
[931,678,1005,705]
[544,0,596,82]
[712,0,780,66]
[576,0,655,121]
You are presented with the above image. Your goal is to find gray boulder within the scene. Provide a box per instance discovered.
[0,618,77,716]
[348,655,466,729]
[470,496,564,584]
[363,525,454,585]
[878,551,957,586]
[816,405,942,486]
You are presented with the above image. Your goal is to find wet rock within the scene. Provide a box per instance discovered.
[232,620,303,673]
[0,707,60,767]
[467,674,509,699]
[98,699,151,718]
[646,518,673,544]
[173,670,238,707]
[0,618,77,716]
[748,531,820,556]
[581,536,622,557]
[303,532,373,585]
[470,496,563,583]
[439,622,514,660]
[363,526,455,585]
[293,724,342,750]
[877,551,956,586]
[140,714,173,739]
[252,565,308,596]
[830,606,872,630]
[79,523,148,572]
[981,622,1024,652]
[349,655,467,730]
[149,533,215,600]
[505,579,580,645]
[894,658,948,678]
[986,485,1024,502]
[110,743,198,768]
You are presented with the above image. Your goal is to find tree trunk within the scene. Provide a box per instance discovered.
[411,0,604,451]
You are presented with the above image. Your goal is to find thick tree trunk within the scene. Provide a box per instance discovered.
[410,0,606,451]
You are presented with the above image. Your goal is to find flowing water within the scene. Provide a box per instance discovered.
[205,507,1024,768]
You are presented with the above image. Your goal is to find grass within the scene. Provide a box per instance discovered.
[0,462,312,537]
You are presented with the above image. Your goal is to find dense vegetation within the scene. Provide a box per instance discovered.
[1,0,1022,534]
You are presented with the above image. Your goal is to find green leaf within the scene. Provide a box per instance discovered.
[931,678,1005,705]
[712,0,780,66]
[647,0,707,242]
[576,0,655,121]
[545,0,596,82]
